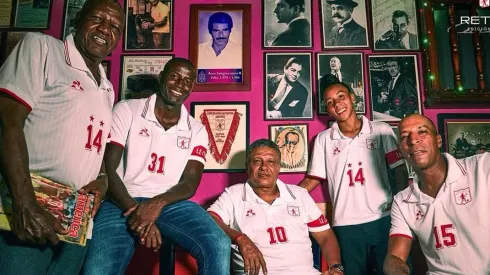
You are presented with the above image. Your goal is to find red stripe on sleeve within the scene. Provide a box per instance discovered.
[389,233,413,240]
[110,141,125,149]
[0,88,32,111]
[191,145,207,161]
[307,215,329,228]
[207,211,223,222]
[386,149,404,165]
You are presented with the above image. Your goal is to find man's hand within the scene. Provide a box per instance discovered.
[236,234,267,275]
[139,224,162,252]
[10,203,68,246]
[125,198,163,239]
[79,177,108,217]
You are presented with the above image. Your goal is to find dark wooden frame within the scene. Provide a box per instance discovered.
[189,4,251,91]
[268,123,309,173]
[0,0,53,30]
[101,60,111,81]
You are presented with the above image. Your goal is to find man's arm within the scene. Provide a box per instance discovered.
[392,164,408,195]
[383,236,412,275]
[299,176,322,192]
[311,229,342,270]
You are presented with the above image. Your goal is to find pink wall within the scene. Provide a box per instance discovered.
[42,0,489,204]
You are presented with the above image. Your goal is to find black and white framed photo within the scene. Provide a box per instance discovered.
[389,123,415,179]
[101,60,111,79]
[119,54,173,100]
[371,0,419,51]
[320,0,369,49]
[316,52,366,115]
[368,54,421,122]
[62,0,87,39]
[262,0,313,48]
[124,0,173,51]
[269,124,309,173]
[264,52,313,120]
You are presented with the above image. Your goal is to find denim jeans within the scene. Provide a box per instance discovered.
[82,198,230,275]
[0,231,88,275]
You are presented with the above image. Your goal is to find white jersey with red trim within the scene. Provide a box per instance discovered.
[308,116,405,226]
[109,94,208,198]
[390,153,490,274]
[0,33,114,190]
[208,179,329,275]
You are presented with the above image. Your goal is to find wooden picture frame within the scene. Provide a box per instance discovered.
[269,123,309,173]
[189,4,251,91]
[191,102,250,172]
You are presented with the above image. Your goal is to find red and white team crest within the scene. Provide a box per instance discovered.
[454,188,472,205]
[480,0,490,8]
[415,208,425,221]
[287,205,300,216]
[366,139,379,150]
[177,137,190,149]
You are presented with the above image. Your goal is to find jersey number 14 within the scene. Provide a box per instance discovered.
[347,168,365,186]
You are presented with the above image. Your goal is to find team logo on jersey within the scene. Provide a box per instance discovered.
[366,139,379,150]
[177,137,190,149]
[415,208,425,221]
[454,187,472,205]
[245,209,256,217]
[287,205,300,216]
[333,147,341,155]
[139,128,150,137]
[480,0,490,8]
[71,80,84,92]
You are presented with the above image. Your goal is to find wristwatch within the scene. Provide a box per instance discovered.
[329,263,344,274]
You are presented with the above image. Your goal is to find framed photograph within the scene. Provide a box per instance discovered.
[437,113,490,159]
[316,53,365,115]
[368,54,421,122]
[124,0,173,51]
[189,4,251,91]
[389,123,415,179]
[14,0,53,29]
[191,102,250,172]
[264,52,313,120]
[101,60,111,79]
[61,0,87,39]
[269,124,309,173]
[262,0,313,48]
[320,0,369,49]
[371,0,419,51]
[0,1,14,28]
[119,54,173,100]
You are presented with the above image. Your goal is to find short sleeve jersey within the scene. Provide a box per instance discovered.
[308,116,405,226]
[109,94,209,198]
[208,180,329,275]
[390,153,490,274]
[0,33,114,190]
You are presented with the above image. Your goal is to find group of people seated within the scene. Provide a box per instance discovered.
[0,1,489,275]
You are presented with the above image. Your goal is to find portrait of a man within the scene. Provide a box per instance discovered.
[445,120,490,158]
[269,124,309,172]
[321,0,369,48]
[265,53,313,120]
[263,0,312,48]
[375,10,419,50]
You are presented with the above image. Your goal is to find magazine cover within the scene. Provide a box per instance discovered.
[0,174,94,246]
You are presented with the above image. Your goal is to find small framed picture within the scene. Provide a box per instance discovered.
[437,113,490,159]
[3,32,27,62]
[368,54,421,122]
[61,0,87,39]
[101,60,111,79]
[14,0,53,29]
[269,124,309,173]
[262,0,313,48]
[124,0,173,51]
[320,0,369,49]
[371,0,419,51]
[191,102,250,172]
[389,123,415,179]
[316,52,366,115]
[264,52,313,120]
[189,4,251,91]
[119,54,173,100]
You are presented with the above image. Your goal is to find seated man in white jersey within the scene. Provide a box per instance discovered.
[0,0,124,274]
[208,139,344,275]
[82,58,231,275]
[299,74,409,275]
[384,114,490,275]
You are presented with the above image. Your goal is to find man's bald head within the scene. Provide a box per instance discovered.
[399,114,437,136]
[76,0,124,28]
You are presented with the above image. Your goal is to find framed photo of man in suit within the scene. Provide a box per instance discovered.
[264,52,313,120]
[320,0,369,49]
[371,0,419,51]
[316,53,366,115]
[262,0,313,49]
[368,54,422,122]
[269,124,309,173]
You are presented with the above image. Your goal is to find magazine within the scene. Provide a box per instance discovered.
[0,173,94,246]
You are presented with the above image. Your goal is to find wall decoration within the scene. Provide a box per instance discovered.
[368,54,421,122]
[14,0,52,29]
[269,124,309,173]
[101,60,110,79]
[119,54,173,100]
[320,0,369,49]
[189,4,251,91]
[262,0,313,48]
[191,102,249,172]
[264,52,313,120]
[0,0,13,28]
[3,31,26,61]
[371,0,419,51]
[124,0,173,51]
[437,113,490,159]
[316,52,365,115]
[389,123,415,179]
[61,0,87,39]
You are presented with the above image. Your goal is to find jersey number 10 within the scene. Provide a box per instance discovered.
[267,226,288,244]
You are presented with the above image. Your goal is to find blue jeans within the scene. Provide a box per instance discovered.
[82,198,230,275]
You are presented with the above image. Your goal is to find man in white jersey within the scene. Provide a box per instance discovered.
[384,114,490,275]
[82,58,231,274]
[208,139,344,275]
[0,0,124,273]
[299,75,409,274]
